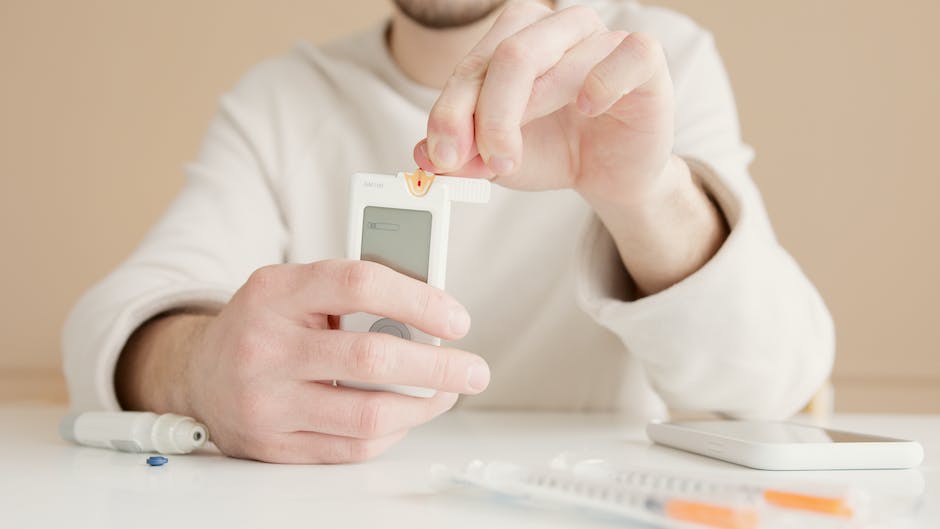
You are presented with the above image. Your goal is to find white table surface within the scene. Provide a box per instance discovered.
[0,404,936,528]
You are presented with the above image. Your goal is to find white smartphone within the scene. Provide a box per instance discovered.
[647,420,924,470]
[339,171,490,398]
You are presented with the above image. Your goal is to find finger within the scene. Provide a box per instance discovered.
[256,429,409,464]
[419,33,625,181]
[270,260,471,341]
[423,1,552,173]
[415,140,492,179]
[475,5,604,176]
[523,30,628,123]
[576,31,673,120]
[284,382,458,439]
[289,329,490,394]
[418,33,627,176]
[443,154,492,179]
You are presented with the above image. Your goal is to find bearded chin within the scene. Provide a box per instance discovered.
[393,0,510,29]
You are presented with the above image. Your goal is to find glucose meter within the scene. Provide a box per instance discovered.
[339,170,490,397]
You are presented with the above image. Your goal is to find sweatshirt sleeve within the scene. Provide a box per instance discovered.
[575,31,835,419]
[62,67,289,411]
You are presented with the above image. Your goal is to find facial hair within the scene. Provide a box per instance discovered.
[393,0,509,29]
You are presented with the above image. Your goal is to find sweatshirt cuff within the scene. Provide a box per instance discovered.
[87,284,232,411]
[575,157,748,359]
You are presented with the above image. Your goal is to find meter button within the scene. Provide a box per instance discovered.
[369,318,411,340]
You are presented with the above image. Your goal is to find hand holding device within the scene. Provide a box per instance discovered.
[340,171,490,397]
[134,260,489,464]
[413,3,725,297]
[414,2,676,203]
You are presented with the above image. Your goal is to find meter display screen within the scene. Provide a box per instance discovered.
[360,206,432,282]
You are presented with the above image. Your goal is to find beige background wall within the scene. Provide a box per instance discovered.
[2,1,938,411]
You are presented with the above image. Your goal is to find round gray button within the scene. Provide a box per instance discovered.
[369,318,411,340]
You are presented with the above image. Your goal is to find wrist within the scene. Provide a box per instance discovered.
[116,311,214,417]
[582,155,727,295]
[584,155,698,237]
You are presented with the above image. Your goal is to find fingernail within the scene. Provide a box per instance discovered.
[433,139,458,170]
[448,307,471,336]
[489,156,514,175]
[467,363,490,392]
[417,140,429,161]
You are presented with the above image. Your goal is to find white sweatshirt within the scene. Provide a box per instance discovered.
[63,0,834,419]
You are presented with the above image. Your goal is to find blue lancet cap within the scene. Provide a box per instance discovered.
[146,456,168,466]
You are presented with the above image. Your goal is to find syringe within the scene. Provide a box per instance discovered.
[433,460,760,529]
[553,455,865,520]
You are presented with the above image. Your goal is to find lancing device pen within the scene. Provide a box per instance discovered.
[60,411,209,454]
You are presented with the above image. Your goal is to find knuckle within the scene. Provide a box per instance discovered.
[476,118,518,147]
[429,101,464,136]
[350,334,389,380]
[531,67,560,99]
[303,261,336,302]
[428,351,454,389]
[243,265,280,299]
[452,53,489,81]
[356,396,385,438]
[493,38,534,68]
[582,68,616,103]
[623,31,662,65]
[341,260,377,302]
[305,259,331,282]
[415,288,441,324]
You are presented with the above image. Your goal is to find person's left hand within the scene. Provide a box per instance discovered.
[414,2,679,207]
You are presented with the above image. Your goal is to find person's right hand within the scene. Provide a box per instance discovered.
[120,260,489,463]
